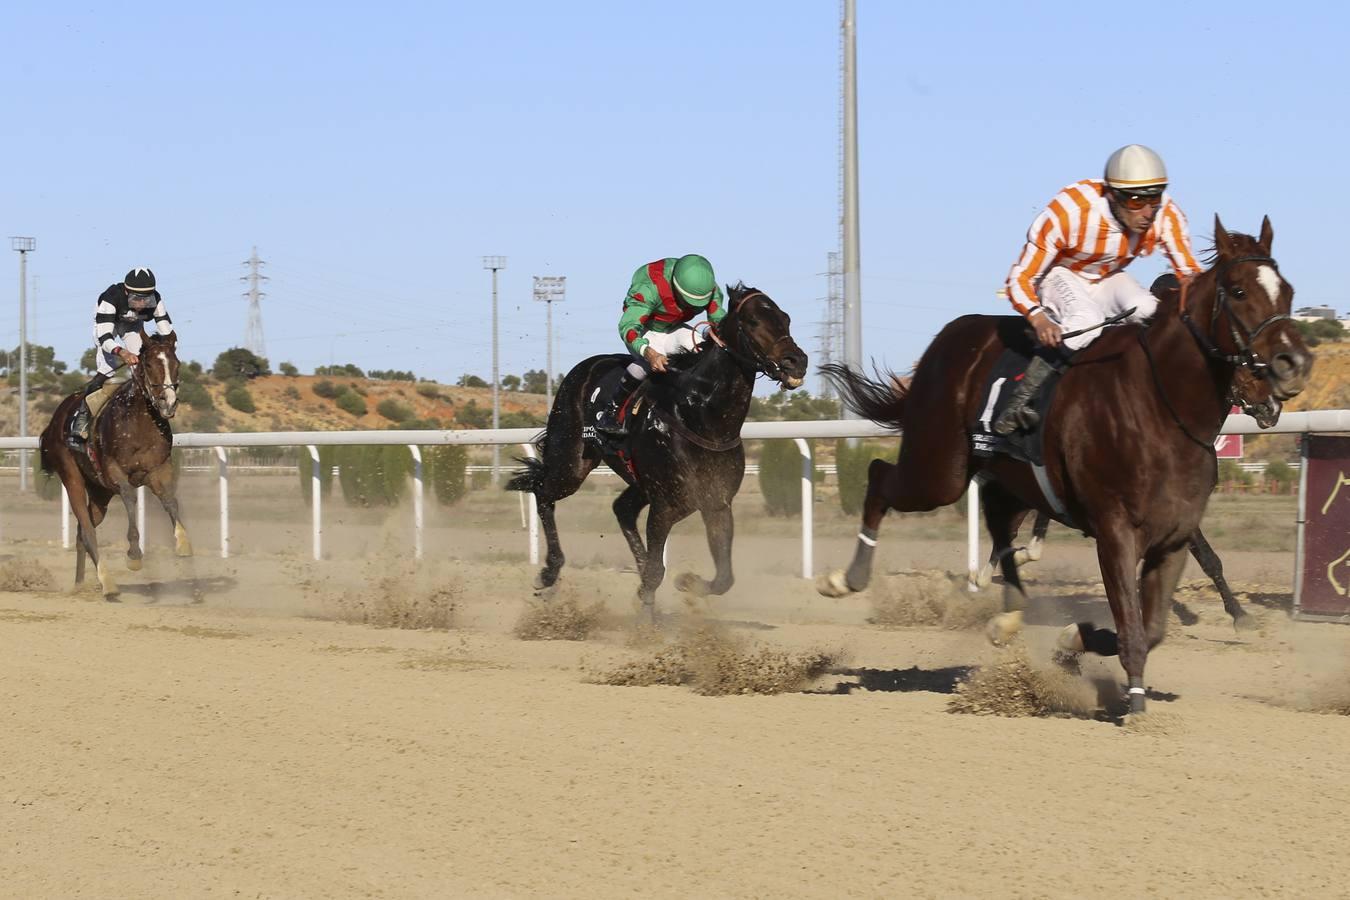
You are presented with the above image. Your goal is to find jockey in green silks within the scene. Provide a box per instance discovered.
[595,253,726,436]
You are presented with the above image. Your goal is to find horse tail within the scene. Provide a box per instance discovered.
[819,363,909,431]
[504,454,546,494]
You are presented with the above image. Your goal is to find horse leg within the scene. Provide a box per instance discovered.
[1060,523,1147,712]
[1188,529,1253,631]
[636,501,682,622]
[82,495,118,600]
[981,488,1032,645]
[818,458,899,596]
[114,479,143,571]
[675,504,734,598]
[975,506,1032,588]
[1141,542,1190,651]
[612,484,650,576]
[146,464,192,557]
[525,453,597,593]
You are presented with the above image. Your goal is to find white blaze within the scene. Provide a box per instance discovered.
[1256,265,1282,306]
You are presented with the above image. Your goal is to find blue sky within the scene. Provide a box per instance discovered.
[2,1,1346,394]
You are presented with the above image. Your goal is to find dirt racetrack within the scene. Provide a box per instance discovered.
[3,473,1350,898]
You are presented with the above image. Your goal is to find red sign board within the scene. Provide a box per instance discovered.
[1215,406,1243,459]
[1214,434,1244,459]
[1295,435,1350,621]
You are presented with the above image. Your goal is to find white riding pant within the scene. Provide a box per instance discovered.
[1038,267,1157,352]
[94,329,142,377]
[626,326,706,379]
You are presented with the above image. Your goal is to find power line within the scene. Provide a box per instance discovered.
[241,246,268,359]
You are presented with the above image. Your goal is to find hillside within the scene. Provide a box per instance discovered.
[1,374,549,435]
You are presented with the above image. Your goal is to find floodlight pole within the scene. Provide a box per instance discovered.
[532,276,566,409]
[11,237,35,492]
[483,256,506,484]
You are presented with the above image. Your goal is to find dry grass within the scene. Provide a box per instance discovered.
[514,592,608,641]
[870,570,1000,630]
[592,618,842,696]
[0,557,56,592]
[947,647,1097,718]
[334,575,459,630]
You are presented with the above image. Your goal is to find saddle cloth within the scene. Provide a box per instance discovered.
[582,361,654,454]
[970,349,1064,467]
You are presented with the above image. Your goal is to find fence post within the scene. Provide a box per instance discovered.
[136,485,145,555]
[793,438,813,579]
[61,483,70,550]
[215,446,229,559]
[409,445,424,561]
[521,443,539,566]
[966,478,980,592]
[308,445,322,561]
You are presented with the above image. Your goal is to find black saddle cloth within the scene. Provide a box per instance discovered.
[970,349,1064,467]
[582,358,654,455]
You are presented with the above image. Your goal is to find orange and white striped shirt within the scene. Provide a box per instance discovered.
[1004,179,1202,317]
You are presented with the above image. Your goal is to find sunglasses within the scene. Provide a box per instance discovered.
[1111,189,1164,211]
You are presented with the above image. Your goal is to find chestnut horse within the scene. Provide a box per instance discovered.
[506,284,808,618]
[39,331,192,599]
[820,218,1313,712]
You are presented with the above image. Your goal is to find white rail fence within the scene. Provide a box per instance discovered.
[3,410,1348,582]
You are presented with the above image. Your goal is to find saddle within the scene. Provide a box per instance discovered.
[583,362,655,457]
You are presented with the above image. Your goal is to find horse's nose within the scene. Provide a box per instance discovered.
[1270,349,1313,400]
[781,349,809,378]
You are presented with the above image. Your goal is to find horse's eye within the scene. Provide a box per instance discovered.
[1231,288,1246,300]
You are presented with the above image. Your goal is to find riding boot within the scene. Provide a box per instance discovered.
[68,373,109,449]
[992,356,1057,435]
[596,371,643,437]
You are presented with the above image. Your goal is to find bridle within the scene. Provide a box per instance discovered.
[131,353,180,413]
[709,291,796,384]
[1180,254,1291,378]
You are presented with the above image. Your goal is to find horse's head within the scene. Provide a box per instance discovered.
[137,331,181,419]
[1230,364,1282,429]
[1190,216,1313,405]
[718,283,808,389]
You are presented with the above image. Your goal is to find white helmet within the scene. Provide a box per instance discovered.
[1104,144,1168,194]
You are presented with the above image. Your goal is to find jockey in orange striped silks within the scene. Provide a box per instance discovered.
[993,144,1204,435]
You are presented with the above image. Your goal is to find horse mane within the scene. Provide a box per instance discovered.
[1199,229,1263,266]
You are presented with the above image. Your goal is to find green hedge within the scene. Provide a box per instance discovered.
[225,384,256,413]
[335,390,367,417]
[336,445,412,507]
[424,445,468,505]
[313,379,339,399]
[758,439,818,517]
[377,398,413,422]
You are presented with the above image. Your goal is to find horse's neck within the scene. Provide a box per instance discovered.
[1146,298,1234,438]
[670,345,754,435]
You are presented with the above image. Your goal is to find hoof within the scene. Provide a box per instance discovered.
[985,610,1024,647]
[103,591,121,603]
[673,572,708,597]
[1057,623,1086,652]
[815,569,852,598]
[974,564,994,589]
[1233,612,1259,634]
[175,542,193,558]
[532,571,556,591]
[126,557,142,572]
[533,583,559,601]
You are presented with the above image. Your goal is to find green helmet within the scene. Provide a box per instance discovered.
[672,254,716,307]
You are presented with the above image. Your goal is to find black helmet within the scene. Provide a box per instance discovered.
[124,267,156,293]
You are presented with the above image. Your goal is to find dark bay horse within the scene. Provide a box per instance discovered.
[973,339,1285,633]
[820,218,1313,712]
[506,284,808,618]
[39,332,192,598]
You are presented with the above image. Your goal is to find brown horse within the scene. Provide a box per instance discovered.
[39,331,191,599]
[820,217,1313,712]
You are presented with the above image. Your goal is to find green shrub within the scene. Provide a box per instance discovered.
[500,409,544,429]
[1218,459,1253,487]
[336,445,411,507]
[283,385,301,401]
[458,400,492,428]
[336,391,367,417]
[225,384,256,413]
[298,446,336,506]
[1265,459,1297,492]
[758,439,812,517]
[836,439,896,515]
[350,382,368,397]
[377,398,414,422]
[279,362,299,376]
[313,379,339,399]
[179,380,214,409]
[425,445,468,505]
[416,382,442,399]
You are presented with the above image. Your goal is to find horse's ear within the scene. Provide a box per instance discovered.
[1214,215,1236,259]
[1258,215,1274,254]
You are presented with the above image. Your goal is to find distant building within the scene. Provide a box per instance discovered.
[1293,305,1338,322]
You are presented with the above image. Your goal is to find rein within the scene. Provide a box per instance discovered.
[1179,255,1291,376]
[709,291,794,383]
